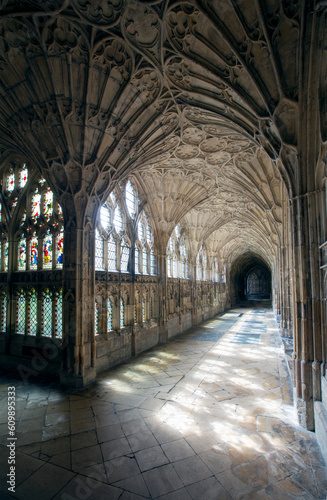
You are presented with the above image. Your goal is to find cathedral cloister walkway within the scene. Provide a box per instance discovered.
[0,305,326,500]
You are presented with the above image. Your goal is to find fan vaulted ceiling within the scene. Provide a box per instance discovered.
[0,0,299,264]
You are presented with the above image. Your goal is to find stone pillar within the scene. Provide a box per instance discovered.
[60,220,96,388]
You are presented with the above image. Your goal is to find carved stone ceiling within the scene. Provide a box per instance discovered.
[0,0,299,262]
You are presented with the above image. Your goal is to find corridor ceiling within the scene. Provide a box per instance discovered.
[0,0,301,265]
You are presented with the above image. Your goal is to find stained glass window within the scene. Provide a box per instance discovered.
[135,246,140,274]
[56,232,64,268]
[120,298,124,328]
[20,210,26,226]
[95,301,99,335]
[43,231,52,268]
[31,189,41,221]
[142,248,148,274]
[126,180,137,218]
[43,188,53,221]
[142,297,146,322]
[28,289,37,336]
[57,203,63,220]
[100,205,110,230]
[18,237,27,270]
[121,239,129,272]
[0,291,7,333]
[108,234,117,271]
[54,290,63,338]
[95,230,104,270]
[19,164,28,188]
[16,291,25,335]
[4,241,8,271]
[30,235,38,269]
[0,203,2,222]
[107,299,112,332]
[6,168,15,193]
[41,289,52,337]
[113,206,123,233]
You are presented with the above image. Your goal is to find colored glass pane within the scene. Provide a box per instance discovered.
[18,237,26,270]
[56,232,64,268]
[41,290,52,337]
[4,241,8,271]
[6,169,15,192]
[57,203,63,220]
[31,190,41,221]
[0,203,2,222]
[30,236,38,269]
[19,165,28,188]
[43,232,52,268]
[120,298,124,328]
[43,188,53,221]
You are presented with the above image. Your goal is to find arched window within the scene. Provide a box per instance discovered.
[167,225,184,278]
[96,193,130,273]
[0,160,64,341]
[120,298,124,329]
[136,209,155,275]
[107,299,112,332]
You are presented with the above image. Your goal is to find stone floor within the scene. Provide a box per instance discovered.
[1,304,327,499]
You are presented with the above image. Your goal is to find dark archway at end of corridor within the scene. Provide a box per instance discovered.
[229,253,272,305]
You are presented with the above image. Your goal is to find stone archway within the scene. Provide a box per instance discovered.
[246,266,271,300]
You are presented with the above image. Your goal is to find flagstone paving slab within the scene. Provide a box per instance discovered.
[0,304,327,499]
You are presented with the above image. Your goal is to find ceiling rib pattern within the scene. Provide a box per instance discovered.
[0,0,298,263]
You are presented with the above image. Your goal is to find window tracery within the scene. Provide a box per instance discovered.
[167,225,188,279]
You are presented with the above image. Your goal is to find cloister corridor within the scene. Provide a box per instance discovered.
[0,304,326,500]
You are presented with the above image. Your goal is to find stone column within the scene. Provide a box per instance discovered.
[60,220,96,387]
